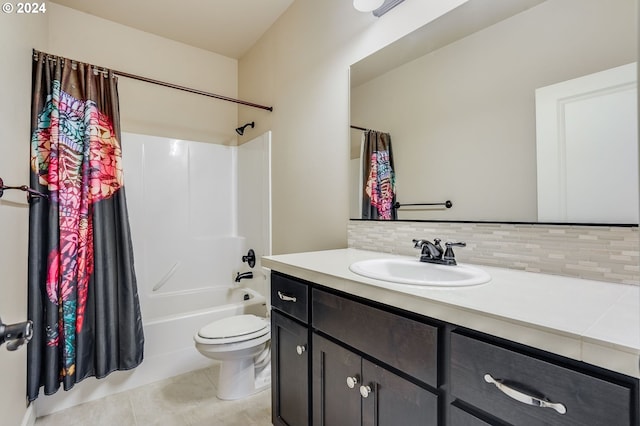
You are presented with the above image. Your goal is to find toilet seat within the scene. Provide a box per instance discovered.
[197,314,269,345]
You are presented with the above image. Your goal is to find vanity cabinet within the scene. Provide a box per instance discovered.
[270,270,639,426]
[271,273,311,426]
[271,271,440,425]
[312,333,438,426]
[312,287,439,426]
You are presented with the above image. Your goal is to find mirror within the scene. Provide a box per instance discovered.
[349,0,638,224]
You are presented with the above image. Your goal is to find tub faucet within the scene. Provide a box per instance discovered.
[235,271,253,282]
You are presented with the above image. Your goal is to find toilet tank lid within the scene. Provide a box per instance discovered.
[198,314,268,339]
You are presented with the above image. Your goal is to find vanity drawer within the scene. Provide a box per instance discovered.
[450,331,634,426]
[312,288,438,387]
[271,273,309,324]
[449,405,494,426]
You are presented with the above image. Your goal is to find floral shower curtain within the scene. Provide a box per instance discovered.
[27,51,144,401]
[361,130,397,220]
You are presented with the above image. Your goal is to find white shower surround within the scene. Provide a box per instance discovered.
[35,132,272,416]
[124,132,241,303]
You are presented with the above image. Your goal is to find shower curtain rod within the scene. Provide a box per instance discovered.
[32,49,273,112]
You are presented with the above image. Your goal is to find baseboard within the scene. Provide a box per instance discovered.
[21,404,36,426]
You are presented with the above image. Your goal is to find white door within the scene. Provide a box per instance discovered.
[535,63,638,223]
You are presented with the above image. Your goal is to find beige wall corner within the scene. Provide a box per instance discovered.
[239,0,468,254]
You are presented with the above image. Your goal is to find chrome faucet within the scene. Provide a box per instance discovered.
[413,238,443,260]
[413,238,466,265]
[235,271,253,282]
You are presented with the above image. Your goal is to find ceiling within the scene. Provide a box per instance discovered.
[50,0,295,59]
[350,0,544,87]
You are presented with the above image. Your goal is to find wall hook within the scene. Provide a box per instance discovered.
[0,176,48,203]
[0,316,33,351]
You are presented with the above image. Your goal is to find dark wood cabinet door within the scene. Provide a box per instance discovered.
[272,311,309,426]
[313,334,362,426]
[361,359,438,426]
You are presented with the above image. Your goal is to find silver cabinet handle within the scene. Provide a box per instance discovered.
[346,376,359,389]
[359,385,372,398]
[484,374,567,415]
[277,291,297,302]
[296,345,306,355]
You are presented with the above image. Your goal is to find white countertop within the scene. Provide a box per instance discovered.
[262,248,640,378]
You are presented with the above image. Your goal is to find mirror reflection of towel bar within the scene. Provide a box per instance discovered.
[394,200,452,209]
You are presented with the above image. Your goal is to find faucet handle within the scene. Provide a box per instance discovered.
[412,239,428,248]
[242,249,256,268]
[443,241,466,265]
[445,241,466,248]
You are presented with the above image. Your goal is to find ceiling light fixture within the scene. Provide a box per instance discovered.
[353,0,385,12]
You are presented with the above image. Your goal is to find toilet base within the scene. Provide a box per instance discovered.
[216,347,271,400]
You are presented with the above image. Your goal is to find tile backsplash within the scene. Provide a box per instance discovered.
[348,220,639,285]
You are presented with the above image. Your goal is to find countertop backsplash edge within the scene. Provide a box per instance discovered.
[348,220,639,285]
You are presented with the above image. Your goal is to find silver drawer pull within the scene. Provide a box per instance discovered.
[296,345,306,355]
[484,374,567,415]
[277,291,297,302]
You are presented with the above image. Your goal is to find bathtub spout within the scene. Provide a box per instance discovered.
[235,271,253,282]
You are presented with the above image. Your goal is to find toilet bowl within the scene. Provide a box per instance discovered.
[194,314,271,400]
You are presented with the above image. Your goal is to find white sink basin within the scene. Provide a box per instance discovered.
[349,258,491,287]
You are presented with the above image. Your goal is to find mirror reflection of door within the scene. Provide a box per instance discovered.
[536,63,638,224]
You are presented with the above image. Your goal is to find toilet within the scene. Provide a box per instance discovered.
[194,314,271,400]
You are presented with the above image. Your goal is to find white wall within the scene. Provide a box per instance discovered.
[121,133,242,317]
[238,0,469,254]
[0,10,48,426]
[47,3,239,145]
[237,132,272,298]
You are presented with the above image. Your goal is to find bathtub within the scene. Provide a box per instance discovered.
[141,285,266,321]
[142,286,268,358]
[36,285,268,416]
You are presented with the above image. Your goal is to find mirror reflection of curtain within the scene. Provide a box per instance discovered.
[27,52,144,401]
[361,130,397,220]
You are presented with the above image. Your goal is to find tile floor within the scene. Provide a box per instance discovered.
[35,365,272,426]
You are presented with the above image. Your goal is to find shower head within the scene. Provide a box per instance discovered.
[235,121,255,136]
